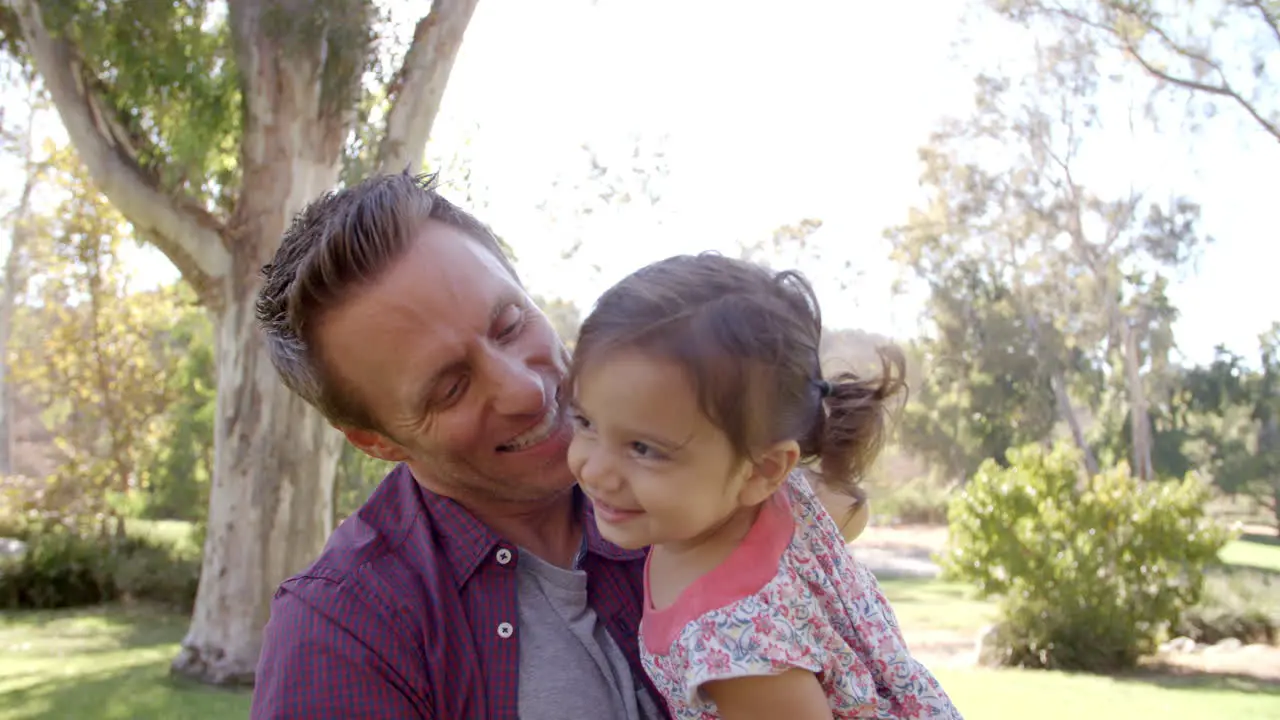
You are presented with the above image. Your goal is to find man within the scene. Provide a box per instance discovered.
[250,172,868,719]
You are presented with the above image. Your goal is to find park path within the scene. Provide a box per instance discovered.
[850,524,945,579]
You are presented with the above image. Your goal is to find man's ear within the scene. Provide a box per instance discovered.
[341,426,410,463]
[737,439,800,507]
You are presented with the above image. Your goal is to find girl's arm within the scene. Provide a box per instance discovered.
[702,670,834,720]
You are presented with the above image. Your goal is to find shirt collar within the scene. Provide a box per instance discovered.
[413,474,646,587]
[580,491,648,563]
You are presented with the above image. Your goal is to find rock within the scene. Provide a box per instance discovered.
[0,537,26,561]
[974,623,1007,668]
[1204,638,1244,654]
[1160,636,1198,654]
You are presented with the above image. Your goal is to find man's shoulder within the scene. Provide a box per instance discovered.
[278,463,439,613]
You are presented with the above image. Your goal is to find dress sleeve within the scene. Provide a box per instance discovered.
[674,581,830,712]
[843,561,966,719]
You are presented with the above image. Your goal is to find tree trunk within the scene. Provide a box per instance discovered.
[1008,272,1098,478]
[1050,370,1098,476]
[170,0,353,684]
[1121,319,1155,481]
[171,278,344,685]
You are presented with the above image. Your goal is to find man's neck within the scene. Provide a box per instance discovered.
[475,487,583,569]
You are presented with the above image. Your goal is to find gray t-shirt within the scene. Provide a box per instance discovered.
[515,544,664,720]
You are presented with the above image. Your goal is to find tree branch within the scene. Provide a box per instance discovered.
[6,0,230,304]
[375,0,481,175]
[1241,0,1280,48]
[1120,38,1280,143]
[1042,1,1280,143]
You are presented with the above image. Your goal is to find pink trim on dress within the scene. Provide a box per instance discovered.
[641,491,797,655]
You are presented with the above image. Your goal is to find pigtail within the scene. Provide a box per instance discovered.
[809,345,908,512]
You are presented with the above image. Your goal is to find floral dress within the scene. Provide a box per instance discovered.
[639,472,963,719]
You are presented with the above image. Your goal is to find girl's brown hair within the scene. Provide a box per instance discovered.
[571,253,906,507]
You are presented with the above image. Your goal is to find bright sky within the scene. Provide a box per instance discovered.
[4,0,1278,366]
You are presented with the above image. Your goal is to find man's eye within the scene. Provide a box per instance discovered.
[498,307,525,340]
[440,376,468,404]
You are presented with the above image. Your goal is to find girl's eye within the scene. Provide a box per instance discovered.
[630,441,664,460]
[569,411,591,431]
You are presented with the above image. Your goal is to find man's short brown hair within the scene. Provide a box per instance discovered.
[256,171,519,430]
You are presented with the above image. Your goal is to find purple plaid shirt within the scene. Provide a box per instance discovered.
[250,464,669,719]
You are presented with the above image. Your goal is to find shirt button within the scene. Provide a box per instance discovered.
[495,548,512,565]
[497,622,514,639]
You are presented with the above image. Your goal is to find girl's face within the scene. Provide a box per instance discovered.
[567,349,781,552]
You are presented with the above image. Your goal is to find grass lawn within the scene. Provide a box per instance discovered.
[3,602,1278,719]
[877,577,996,632]
[0,530,1275,718]
[0,606,250,719]
[935,666,1280,719]
[1220,533,1280,573]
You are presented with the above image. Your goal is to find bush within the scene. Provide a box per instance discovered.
[940,441,1231,673]
[1176,567,1279,645]
[870,474,953,525]
[0,525,200,612]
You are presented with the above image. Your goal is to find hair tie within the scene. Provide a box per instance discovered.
[815,379,833,398]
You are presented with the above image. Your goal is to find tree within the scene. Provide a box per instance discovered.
[0,82,40,476]
[992,0,1279,143]
[906,267,1062,482]
[535,295,582,349]
[9,149,185,535]
[1179,327,1280,532]
[142,291,217,523]
[0,0,482,684]
[543,133,672,271]
[887,40,1208,480]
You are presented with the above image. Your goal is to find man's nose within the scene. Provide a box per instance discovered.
[488,352,546,416]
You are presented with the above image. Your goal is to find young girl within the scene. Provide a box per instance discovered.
[566,253,962,719]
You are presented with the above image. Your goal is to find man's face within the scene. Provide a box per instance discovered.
[316,219,575,508]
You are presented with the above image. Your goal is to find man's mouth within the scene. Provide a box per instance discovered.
[496,398,561,453]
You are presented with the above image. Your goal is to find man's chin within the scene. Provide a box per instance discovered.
[491,455,576,503]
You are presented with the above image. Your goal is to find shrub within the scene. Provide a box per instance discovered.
[870,475,953,525]
[0,527,112,609]
[0,525,200,612]
[1176,567,1279,645]
[941,441,1231,673]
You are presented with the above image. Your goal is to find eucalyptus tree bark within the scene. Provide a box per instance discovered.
[1120,313,1155,480]
[1055,157,1156,481]
[6,0,481,685]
